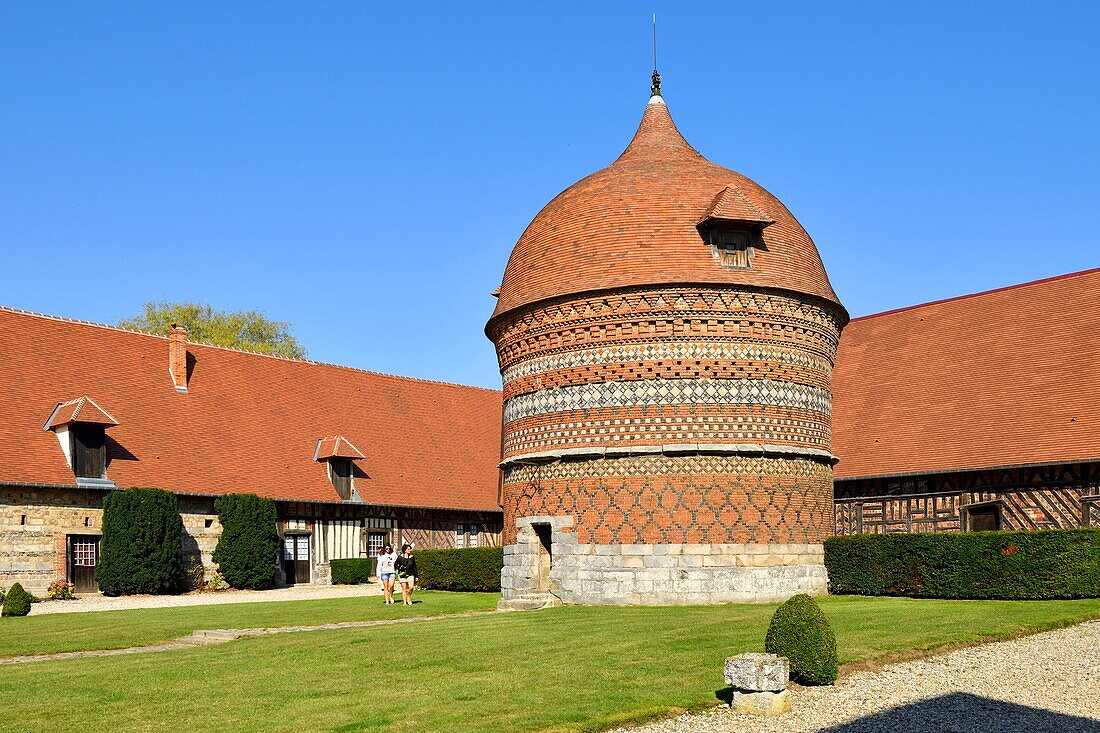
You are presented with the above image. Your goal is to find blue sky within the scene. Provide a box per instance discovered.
[2,2,1097,388]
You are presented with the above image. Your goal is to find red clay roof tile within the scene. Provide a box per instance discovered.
[45,396,119,429]
[490,97,843,327]
[0,308,503,510]
[833,268,1100,479]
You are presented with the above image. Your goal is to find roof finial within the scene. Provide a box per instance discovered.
[650,13,662,97]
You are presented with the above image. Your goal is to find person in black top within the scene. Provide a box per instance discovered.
[394,543,418,606]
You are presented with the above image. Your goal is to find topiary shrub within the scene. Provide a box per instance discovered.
[415,547,503,592]
[825,528,1100,599]
[212,493,280,590]
[97,488,185,596]
[330,558,373,585]
[765,593,838,685]
[2,582,33,617]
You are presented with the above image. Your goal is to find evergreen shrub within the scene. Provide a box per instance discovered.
[825,528,1100,599]
[330,559,373,585]
[2,582,33,617]
[415,547,503,592]
[764,593,838,685]
[212,493,280,590]
[97,488,184,595]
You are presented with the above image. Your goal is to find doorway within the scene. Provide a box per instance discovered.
[967,504,1002,532]
[283,533,311,584]
[68,535,100,593]
[533,523,552,592]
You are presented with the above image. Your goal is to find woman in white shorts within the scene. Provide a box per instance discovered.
[376,544,398,604]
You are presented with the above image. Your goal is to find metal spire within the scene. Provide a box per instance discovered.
[650,13,662,97]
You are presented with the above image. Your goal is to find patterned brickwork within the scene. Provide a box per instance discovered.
[487,98,846,571]
[504,405,830,455]
[500,455,834,545]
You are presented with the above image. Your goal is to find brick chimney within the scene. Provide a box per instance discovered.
[169,324,189,393]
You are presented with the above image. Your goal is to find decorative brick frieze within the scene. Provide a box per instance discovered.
[503,403,831,455]
[503,378,832,423]
[502,342,833,389]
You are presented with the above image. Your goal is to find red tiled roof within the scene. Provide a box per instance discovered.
[0,308,503,510]
[45,396,119,429]
[832,268,1100,479]
[490,97,843,325]
[697,185,774,228]
[314,435,365,461]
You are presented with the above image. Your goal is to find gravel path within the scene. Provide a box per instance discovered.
[612,621,1100,733]
[29,583,383,615]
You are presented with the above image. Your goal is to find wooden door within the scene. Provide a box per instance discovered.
[283,534,311,584]
[69,535,100,592]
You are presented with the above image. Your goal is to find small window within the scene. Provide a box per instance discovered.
[330,459,353,500]
[368,532,387,557]
[455,523,479,549]
[70,424,107,479]
[712,230,752,269]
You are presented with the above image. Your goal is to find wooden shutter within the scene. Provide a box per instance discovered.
[70,425,106,479]
[331,460,353,500]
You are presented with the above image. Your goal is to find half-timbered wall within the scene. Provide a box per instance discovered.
[835,461,1100,535]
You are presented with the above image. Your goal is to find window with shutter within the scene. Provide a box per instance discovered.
[331,459,353,500]
[70,425,107,479]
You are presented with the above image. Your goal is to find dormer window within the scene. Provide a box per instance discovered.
[313,435,365,502]
[43,396,119,487]
[697,184,774,271]
[70,424,107,479]
[714,230,752,269]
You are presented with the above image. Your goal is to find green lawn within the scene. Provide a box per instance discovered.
[1,591,497,657]
[1,596,1097,733]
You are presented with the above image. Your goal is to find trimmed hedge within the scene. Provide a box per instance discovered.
[765,593,838,685]
[331,559,373,585]
[1,582,32,617]
[97,488,184,596]
[213,493,280,590]
[825,528,1100,600]
[415,547,503,592]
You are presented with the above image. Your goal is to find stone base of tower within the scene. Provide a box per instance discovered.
[499,517,827,607]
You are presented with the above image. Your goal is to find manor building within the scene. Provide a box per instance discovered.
[0,308,503,595]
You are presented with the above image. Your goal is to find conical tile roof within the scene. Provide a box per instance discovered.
[489,95,844,325]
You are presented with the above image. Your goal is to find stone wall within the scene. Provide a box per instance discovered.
[0,485,219,595]
[501,515,826,605]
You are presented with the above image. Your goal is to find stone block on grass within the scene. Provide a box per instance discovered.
[724,652,789,692]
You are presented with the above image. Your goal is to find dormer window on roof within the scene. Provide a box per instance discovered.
[697,185,775,271]
[313,435,365,502]
[43,397,118,486]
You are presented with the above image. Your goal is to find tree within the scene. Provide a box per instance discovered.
[120,302,306,358]
[97,488,185,596]
[212,493,281,590]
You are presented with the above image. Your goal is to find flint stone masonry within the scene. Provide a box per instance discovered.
[500,525,827,605]
[725,653,789,692]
